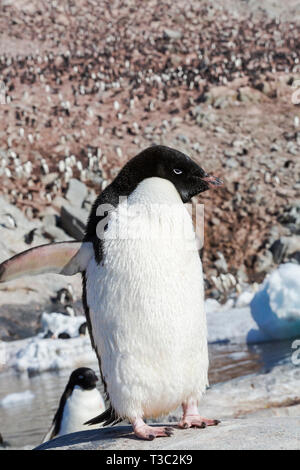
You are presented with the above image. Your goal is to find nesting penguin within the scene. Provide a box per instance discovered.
[0,145,223,440]
[43,367,105,442]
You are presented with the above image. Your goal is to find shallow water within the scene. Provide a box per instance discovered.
[0,339,292,449]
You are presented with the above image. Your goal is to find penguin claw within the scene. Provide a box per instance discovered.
[178,416,220,429]
[133,424,173,440]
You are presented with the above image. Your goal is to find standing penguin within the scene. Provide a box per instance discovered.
[43,367,105,442]
[0,145,223,440]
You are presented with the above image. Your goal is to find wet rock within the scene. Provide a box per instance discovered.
[60,204,88,241]
[0,303,49,341]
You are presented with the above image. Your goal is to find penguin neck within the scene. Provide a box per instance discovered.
[84,176,183,260]
[129,177,182,206]
[106,177,192,242]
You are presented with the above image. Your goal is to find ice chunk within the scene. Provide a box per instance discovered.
[39,312,86,338]
[236,290,255,308]
[207,305,258,344]
[250,263,300,341]
[0,390,35,407]
[12,336,96,374]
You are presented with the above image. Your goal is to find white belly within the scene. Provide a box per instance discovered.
[58,387,105,436]
[86,178,209,420]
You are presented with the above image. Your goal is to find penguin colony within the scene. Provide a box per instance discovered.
[0,1,298,217]
[0,2,298,287]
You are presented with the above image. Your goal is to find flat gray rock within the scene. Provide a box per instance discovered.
[35,417,300,450]
[65,179,88,208]
[60,204,88,240]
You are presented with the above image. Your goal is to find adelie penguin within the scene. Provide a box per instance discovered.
[43,367,105,442]
[0,145,223,440]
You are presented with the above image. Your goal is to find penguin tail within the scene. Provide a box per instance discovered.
[84,406,122,427]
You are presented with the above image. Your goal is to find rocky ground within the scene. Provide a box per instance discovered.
[35,417,300,450]
[0,0,299,296]
[36,361,300,450]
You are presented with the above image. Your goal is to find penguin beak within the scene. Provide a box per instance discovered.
[201,175,223,187]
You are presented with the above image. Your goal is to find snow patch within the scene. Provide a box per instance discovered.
[235,290,255,308]
[39,312,86,338]
[8,336,96,374]
[0,390,35,407]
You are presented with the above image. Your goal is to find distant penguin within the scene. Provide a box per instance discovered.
[0,145,223,440]
[42,367,105,442]
[79,322,87,335]
[0,432,10,448]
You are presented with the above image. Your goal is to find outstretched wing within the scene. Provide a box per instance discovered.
[0,241,93,282]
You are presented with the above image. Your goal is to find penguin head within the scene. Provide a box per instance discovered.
[115,145,223,203]
[68,367,99,391]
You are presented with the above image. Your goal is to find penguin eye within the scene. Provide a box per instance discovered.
[78,375,84,379]
[173,168,183,175]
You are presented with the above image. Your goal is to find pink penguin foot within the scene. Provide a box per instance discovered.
[132,419,174,440]
[178,415,220,429]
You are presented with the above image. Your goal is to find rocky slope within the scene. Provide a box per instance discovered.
[0,0,299,291]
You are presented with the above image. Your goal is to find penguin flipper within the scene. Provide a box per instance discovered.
[0,241,93,282]
[84,406,122,427]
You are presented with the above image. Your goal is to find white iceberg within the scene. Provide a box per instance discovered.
[250,263,300,341]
